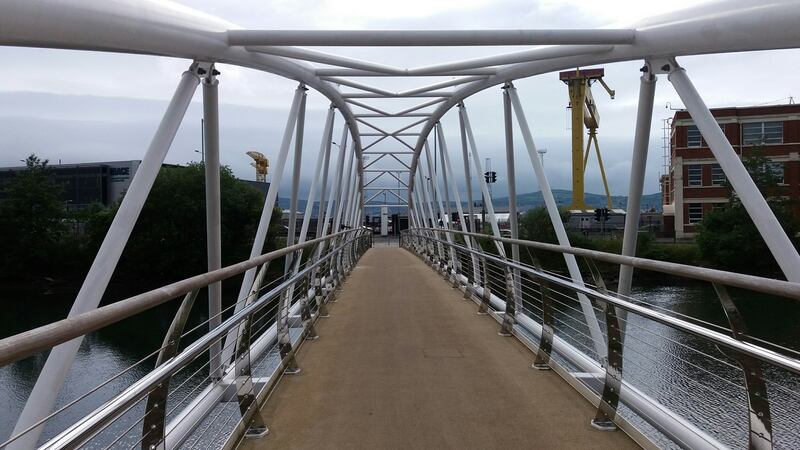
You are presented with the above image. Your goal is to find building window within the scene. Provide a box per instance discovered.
[687,125,702,147]
[770,161,785,184]
[687,165,702,187]
[688,203,703,224]
[743,121,783,145]
[711,164,726,186]
[685,123,726,147]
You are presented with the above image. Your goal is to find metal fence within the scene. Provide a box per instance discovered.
[0,229,372,449]
[402,227,800,450]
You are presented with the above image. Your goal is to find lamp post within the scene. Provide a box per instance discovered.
[538,147,547,166]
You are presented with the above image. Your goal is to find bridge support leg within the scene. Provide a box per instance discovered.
[223,84,306,370]
[456,104,482,301]
[617,68,656,299]
[501,84,522,333]
[202,64,224,381]
[507,85,607,361]
[10,63,203,450]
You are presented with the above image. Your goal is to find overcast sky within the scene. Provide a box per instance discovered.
[2,0,800,201]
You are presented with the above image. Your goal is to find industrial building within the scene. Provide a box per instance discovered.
[0,160,141,209]
[0,160,269,210]
[661,104,800,238]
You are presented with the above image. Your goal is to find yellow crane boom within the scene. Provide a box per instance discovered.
[246,151,269,183]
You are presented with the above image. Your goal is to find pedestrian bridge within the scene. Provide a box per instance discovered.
[239,246,637,450]
[2,0,800,449]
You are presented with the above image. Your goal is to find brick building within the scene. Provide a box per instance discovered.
[661,104,800,238]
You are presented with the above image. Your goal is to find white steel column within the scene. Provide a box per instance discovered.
[458,103,482,285]
[668,60,800,282]
[618,71,657,296]
[11,64,202,449]
[425,140,457,271]
[458,105,477,234]
[285,88,308,271]
[202,66,223,379]
[322,124,349,239]
[503,84,522,312]
[460,103,506,255]
[438,123,473,249]
[315,106,337,240]
[508,85,606,360]
[338,146,356,230]
[436,124,461,276]
[223,84,305,366]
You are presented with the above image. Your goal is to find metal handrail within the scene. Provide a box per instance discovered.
[0,229,365,368]
[403,228,800,448]
[33,230,371,449]
[404,228,800,374]
[410,227,800,300]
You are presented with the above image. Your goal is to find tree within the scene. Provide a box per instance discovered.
[696,146,799,277]
[0,154,66,278]
[86,163,281,285]
[519,206,569,244]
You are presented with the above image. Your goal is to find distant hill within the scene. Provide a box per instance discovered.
[277,190,663,215]
[490,190,663,212]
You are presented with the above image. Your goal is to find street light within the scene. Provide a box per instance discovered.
[537,147,547,166]
[194,148,204,164]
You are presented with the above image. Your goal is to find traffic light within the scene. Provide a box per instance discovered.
[490,171,497,183]
[602,208,610,222]
[484,171,497,183]
[594,208,602,222]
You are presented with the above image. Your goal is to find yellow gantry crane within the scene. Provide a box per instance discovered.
[559,68,615,210]
[246,151,269,182]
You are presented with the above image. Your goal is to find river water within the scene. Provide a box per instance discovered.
[1,281,799,448]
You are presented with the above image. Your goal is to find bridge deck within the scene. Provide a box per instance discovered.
[243,247,637,449]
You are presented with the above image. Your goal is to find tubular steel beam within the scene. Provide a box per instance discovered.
[223,84,305,368]
[10,64,202,450]
[507,85,607,360]
[227,29,637,46]
[617,70,657,297]
[501,84,521,334]
[202,65,223,381]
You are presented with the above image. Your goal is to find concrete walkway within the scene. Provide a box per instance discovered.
[243,247,638,449]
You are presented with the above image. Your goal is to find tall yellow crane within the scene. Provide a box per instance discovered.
[246,151,269,182]
[560,68,615,210]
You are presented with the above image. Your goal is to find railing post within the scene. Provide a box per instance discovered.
[529,254,554,370]
[713,284,773,450]
[233,310,269,438]
[581,257,622,430]
[478,247,492,315]
[141,290,199,450]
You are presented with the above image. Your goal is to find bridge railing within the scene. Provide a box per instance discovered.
[402,227,800,450]
[0,228,372,449]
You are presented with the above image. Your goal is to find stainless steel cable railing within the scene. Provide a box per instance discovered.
[402,227,800,450]
[0,228,372,449]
